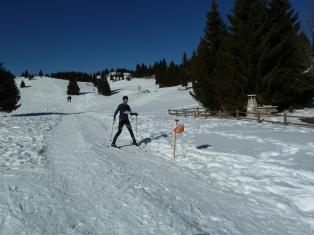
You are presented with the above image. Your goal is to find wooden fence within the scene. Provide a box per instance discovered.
[168,108,314,128]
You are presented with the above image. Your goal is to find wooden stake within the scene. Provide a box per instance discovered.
[173,132,177,160]
[284,113,288,125]
[257,111,261,123]
[236,110,240,120]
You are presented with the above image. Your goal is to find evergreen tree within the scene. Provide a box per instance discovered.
[38,70,43,77]
[257,0,314,109]
[191,0,226,110]
[179,52,190,87]
[298,32,311,68]
[96,77,111,96]
[155,59,168,87]
[20,80,26,88]
[0,64,21,113]
[67,79,80,95]
[24,70,30,78]
[223,0,269,109]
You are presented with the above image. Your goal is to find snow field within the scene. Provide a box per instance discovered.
[0,76,314,234]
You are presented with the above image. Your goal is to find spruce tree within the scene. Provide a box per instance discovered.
[67,79,80,95]
[24,70,30,78]
[39,70,43,77]
[0,64,21,113]
[257,0,314,109]
[20,80,26,88]
[96,77,111,96]
[299,33,312,72]
[180,52,190,87]
[155,59,168,87]
[191,0,226,110]
[225,0,269,109]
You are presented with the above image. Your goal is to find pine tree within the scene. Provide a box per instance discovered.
[179,52,190,87]
[298,32,311,68]
[0,64,21,113]
[67,79,80,95]
[257,0,314,109]
[38,70,43,77]
[96,77,111,96]
[223,0,269,110]
[191,0,226,110]
[20,80,26,88]
[24,70,30,78]
[155,59,168,87]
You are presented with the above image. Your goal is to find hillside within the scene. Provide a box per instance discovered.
[1,77,314,234]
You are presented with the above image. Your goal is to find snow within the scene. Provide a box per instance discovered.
[1,76,314,234]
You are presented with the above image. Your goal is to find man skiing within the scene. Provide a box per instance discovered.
[111,96,138,148]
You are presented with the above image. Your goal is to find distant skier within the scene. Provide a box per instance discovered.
[111,96,138,148]
[67,96,72,103]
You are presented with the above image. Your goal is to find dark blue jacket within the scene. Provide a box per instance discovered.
[114,103,136,122]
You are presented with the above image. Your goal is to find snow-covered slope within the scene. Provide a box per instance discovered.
[1,77,314,234]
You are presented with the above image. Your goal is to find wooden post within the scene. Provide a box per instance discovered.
[236,110,240,120]
[197,107,199,118]
[219,110,222,119]
[176,110,178,116]
[257,111,261,123]
[284,113,288,125]
[173,132,177,160]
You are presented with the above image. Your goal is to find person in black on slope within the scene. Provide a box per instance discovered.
[111,96,138,148]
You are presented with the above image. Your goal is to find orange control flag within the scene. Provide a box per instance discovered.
[173,123,185,134]
[173,122,184,160]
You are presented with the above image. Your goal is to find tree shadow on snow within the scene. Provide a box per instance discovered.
[11,112,84,117]
[111,89,123,95]
[196,144,211,150]
[139,133,168,145]
[80,92,92,95]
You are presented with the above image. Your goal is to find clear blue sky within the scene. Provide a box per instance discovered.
[0,0,309,75]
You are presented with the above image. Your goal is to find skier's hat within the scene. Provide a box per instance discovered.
[123,96,128,100]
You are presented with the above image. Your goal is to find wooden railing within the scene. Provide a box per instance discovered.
[168,108,314,128]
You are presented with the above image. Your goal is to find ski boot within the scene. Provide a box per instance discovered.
[132,141,139,147]
[111,143,118,148]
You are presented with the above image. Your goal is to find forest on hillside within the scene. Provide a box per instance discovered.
[133,0,314,111]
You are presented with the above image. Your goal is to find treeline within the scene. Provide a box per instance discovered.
[0,64,20,113]
[133,53,191,88]
[21,70,45,79]
[191,0,314,111]
[51,71,111,96]
[134,0,314,110]
[51,72,96,83]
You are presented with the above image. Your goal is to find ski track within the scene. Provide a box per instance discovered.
[1,78,314,234]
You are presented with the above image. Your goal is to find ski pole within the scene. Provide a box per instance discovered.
[136,115,138,138]
[110,119,115,142]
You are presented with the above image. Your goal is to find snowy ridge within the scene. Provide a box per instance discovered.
[0,77,314,234]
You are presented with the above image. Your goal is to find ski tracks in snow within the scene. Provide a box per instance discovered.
[136,114,314,233]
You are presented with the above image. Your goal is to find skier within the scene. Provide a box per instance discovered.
[111,96,138,148]
[67,96,72,103]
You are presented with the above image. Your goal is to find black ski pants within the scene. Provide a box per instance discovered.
[112,119,136,144]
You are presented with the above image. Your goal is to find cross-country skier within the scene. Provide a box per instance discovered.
[111,96,138,148]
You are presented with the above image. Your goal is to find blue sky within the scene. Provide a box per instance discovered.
[0,0,310,75]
